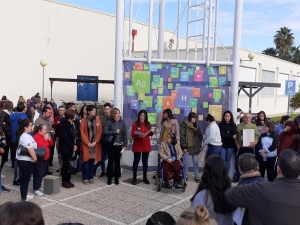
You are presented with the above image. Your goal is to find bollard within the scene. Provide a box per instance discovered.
[44,176,60,195]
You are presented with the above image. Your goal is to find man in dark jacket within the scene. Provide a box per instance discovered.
[226,150,300,225]
[236,153,266,225]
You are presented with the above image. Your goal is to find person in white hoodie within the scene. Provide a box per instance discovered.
[204,114,222,159]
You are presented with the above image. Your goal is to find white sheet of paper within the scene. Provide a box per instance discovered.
[233,207,245,225]
[243,129,254,146]
[134,129,152,137]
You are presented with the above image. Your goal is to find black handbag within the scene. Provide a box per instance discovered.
[100,135,116,148]
[69,155,82,175]
[18,145,46,161]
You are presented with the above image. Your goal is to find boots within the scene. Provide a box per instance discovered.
[143,176,150,184]
[115,177,119,185]
[163,181,171,189]
[107,177,112,185]
[132,175,137,185]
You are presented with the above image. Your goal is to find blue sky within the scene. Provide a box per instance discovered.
[58,0,300,53]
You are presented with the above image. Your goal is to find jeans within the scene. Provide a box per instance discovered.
[183,153,199,176]
[33,160,47,191]
[132,152,150,178]
[11,143,17,168]
[206,145,222,159]
[234,148,255,179]
[14,160,21,181]
[82,158,95,181]
[49,146,55,164]
[220,148,235,172]
[0,145,9,171]
[94,147,108,173]
[18,160,33,200]
[107,145,122,178]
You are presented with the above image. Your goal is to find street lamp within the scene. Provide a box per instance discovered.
[40,60,47,107]
[240,52,255,62]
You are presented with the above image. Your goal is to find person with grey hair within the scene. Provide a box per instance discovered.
[225,150,300,225]
[232,113,259,182]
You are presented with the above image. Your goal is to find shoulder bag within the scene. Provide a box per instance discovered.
[18,145,46,161]
[69,153,82,175]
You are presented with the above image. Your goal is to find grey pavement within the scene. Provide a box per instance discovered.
[0,157,202,225]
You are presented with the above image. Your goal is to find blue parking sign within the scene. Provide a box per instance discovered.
[285,80,296,95]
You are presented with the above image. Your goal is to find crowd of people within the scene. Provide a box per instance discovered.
[0,93,300,224]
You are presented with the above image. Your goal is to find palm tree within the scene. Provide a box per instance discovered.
[273,27,295,58]
[262,47,278,57]
[290,46,300,64]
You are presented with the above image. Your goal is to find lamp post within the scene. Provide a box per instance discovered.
[40,60,47,107]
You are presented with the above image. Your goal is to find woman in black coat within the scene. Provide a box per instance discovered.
[59,109,81,188]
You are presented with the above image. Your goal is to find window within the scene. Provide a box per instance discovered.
[261,70,275,96]
[292,76,300,92]
[239,67,256,96]
[278,73,288,95]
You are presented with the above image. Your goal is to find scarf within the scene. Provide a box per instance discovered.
[240,170,261,181]
[87,117,97,158]
[182,120,199,149]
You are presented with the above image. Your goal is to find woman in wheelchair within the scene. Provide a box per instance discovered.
[159,133,183,189]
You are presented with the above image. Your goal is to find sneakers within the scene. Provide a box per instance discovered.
[2,186,10,193]
[83,180,89,185]
[173,181,182,189]
[1,174,6,179]
[45,171,53,175]
[143,177,150,185]
[25,195,34,201]
[62,181,71,188]
[4,160,12,167]
[163,182,172,189]
[195,175,200,183]
[89,179,95,184]
[35,190,43,196]
[98,172,106,178]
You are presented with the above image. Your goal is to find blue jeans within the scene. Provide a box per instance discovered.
[183,153,199,176]
[220,148,234,172]
[206,145,222,159]
[82,159,95,181]
[94,147,108,173]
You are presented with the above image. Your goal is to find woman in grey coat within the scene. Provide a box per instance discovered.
[103,108,127,185]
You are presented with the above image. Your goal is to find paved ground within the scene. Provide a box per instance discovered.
[0,157,202,225]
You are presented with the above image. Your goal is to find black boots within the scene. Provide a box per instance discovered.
[132,175,137,185]
[107,177,112,185]
[143,176,150,184]
[115,177,119,185]
[164,181,171,189]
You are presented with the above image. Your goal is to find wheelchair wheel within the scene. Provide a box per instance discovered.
[157,179,162,192]
[181,179,187,192]
[154,173,158,185]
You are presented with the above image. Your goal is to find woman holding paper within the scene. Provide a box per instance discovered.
[131,110,154,185]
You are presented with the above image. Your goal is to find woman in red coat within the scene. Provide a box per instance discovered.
[131,110,154,185]
[33,124,54,196]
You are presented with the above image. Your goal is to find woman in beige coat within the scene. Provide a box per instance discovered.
[159,133,183,189]
[157,108,180,145]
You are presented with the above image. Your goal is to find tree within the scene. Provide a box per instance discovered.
[290,92,300,110]
[273,27,295,59]
[290,46,300,64]
[262,47,278,57]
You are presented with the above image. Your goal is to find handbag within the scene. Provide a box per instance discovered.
[18,145,46,161]
[100,135,116,148]
[198,145,208,163]
[69,154,82,175]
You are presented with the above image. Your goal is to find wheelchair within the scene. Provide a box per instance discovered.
[153,154,187,192]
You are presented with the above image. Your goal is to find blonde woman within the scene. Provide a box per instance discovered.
[176,205,217,225]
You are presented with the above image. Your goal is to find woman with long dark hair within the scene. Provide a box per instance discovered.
[79,105,87,120]
[16,119,37,201]
[180,112,203,182]
[191,155,235,225]
[131,110,154,185]
[218,111,237,172]
[204,114,222,159]
[255,111,268,136]
[157,108,180,145]
[256,122,279,181]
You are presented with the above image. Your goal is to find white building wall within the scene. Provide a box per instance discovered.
[0,0,199,105]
